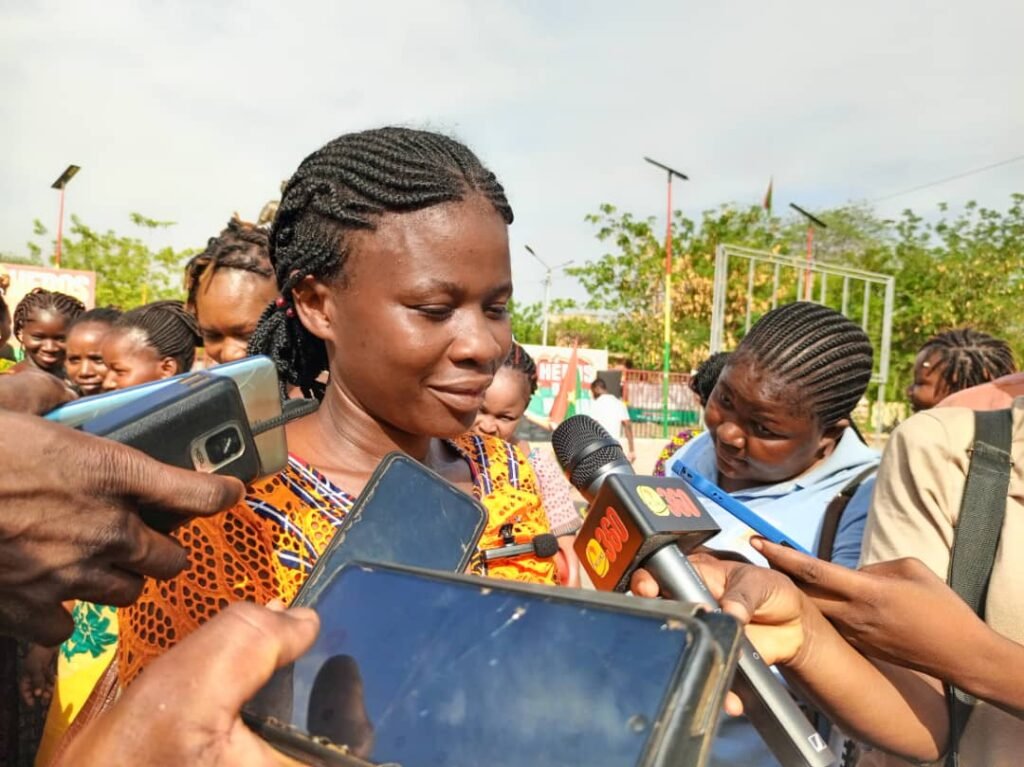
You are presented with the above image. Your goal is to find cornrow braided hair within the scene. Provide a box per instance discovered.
[114,300,200,373]
[690,351,731,407]
[185,217,274,312]
[13,288,85,337]
[69,306,122,331]
[731,302,873,428]
[918,328,1016,394]
[503,342,538,395]
[247,126,514,398]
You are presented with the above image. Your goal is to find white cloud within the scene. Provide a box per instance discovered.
[2,0,1021,304]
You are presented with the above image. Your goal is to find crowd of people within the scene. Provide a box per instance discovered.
[0,125,1021,767]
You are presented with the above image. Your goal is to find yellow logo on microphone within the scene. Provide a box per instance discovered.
[636,485,670,516]
[585,538,610,578]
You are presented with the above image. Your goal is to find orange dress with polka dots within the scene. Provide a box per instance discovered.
[117,434,555,687]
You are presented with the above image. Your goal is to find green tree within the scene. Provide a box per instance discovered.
[28,214,195,308]
[569,195,1024,405]
[508,298,543,345]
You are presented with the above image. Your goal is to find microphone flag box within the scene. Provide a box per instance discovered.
[575,474,721,593]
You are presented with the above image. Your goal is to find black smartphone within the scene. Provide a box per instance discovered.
[80,373,260,532]
[296,452,488,594]
[244,563,742,767]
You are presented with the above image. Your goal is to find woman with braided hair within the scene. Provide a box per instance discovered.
[113,127,556,694]
[906,327,1016,412]
[472,342,582,585]
[667,301,878,568]
[100,300,199,390]
[6,288,85,378]
[656,301,881,767]
[184,217,278,366]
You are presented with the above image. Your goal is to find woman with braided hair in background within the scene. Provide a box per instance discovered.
[906,327,1016,412]
[111,128,557,703]
[638,301,881,767]
[6,288,85,378]
[184,217,278,366]
[99,300,199,391]
[472,342,582,585]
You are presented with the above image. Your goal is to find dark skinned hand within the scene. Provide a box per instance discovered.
[56,601,319,767]
[756,537,987,679]
[0,368,75,414]
[0,409,244,645]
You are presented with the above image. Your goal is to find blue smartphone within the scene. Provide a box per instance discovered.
[671,461,812,555]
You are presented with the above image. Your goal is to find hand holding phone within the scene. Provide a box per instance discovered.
[672,461,812,555]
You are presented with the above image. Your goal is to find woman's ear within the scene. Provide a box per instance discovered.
[292,275,335,342]
[158,357,181,378]
[818,417,850,456]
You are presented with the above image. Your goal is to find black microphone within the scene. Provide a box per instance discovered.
[552,415,836,767]
[481,533,559,563]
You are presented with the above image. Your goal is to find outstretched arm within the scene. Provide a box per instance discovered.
[760,539,1024,719]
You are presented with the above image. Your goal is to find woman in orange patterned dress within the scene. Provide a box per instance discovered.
[115,128,555,688]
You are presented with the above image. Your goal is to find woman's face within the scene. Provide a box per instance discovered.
[195,268,278,365]
[472,367,531,442]
[303,196,513,439]
[18,309,68,373]
[66,321,112,396]
[704,358,841,487]
[100,329,179,391]
[906,351,946,412]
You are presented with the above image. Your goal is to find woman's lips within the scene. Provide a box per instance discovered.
[429,385,489,413]
[715,445,747,473]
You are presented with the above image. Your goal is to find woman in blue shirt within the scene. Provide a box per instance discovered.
[668,301,879,569]
[661,301,880,766]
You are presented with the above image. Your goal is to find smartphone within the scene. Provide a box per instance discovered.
[46,355,288,477]
[82,374,261,532]
[296,452,487,588]
[671,461,811,555]
[244,563,742,767]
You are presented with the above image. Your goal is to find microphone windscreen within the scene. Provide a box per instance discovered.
[533,533,559,558]
[552,415,629,490]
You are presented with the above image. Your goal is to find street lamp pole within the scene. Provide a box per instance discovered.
[789,202,827,300]
[644,157,688,438]
[50,165,81,269]
[525,245,572,347]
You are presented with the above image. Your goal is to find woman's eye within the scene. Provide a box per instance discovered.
[416,306,453,319]
[752,423,778,438]
[486,304,509,318]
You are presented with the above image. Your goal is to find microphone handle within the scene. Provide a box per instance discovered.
[481,542,535,562]
[644,547,836,767]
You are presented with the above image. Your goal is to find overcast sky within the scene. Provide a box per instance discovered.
[2,0,1022,304]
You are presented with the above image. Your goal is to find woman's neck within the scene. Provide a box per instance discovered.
[285,378,460,496]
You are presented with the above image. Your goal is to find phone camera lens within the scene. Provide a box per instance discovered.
[205,426,243,465]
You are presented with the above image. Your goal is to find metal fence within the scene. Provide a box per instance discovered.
[709,244,895,435]
[622,370,702,438]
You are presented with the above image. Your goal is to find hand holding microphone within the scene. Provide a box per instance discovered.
[552,415,836,767]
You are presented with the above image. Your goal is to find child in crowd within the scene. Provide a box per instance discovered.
[100,300,200,390]
[472,343,582,585]
[184,217,278,366]
[64,308,122,396]
[907,327,1015,412]
[7,288,85,378]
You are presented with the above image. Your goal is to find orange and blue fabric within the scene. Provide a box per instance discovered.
[117,433,554,687]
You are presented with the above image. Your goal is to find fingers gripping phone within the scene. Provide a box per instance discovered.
[45,357,294,532]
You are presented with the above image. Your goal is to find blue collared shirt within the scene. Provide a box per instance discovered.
[668,428,878,568]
